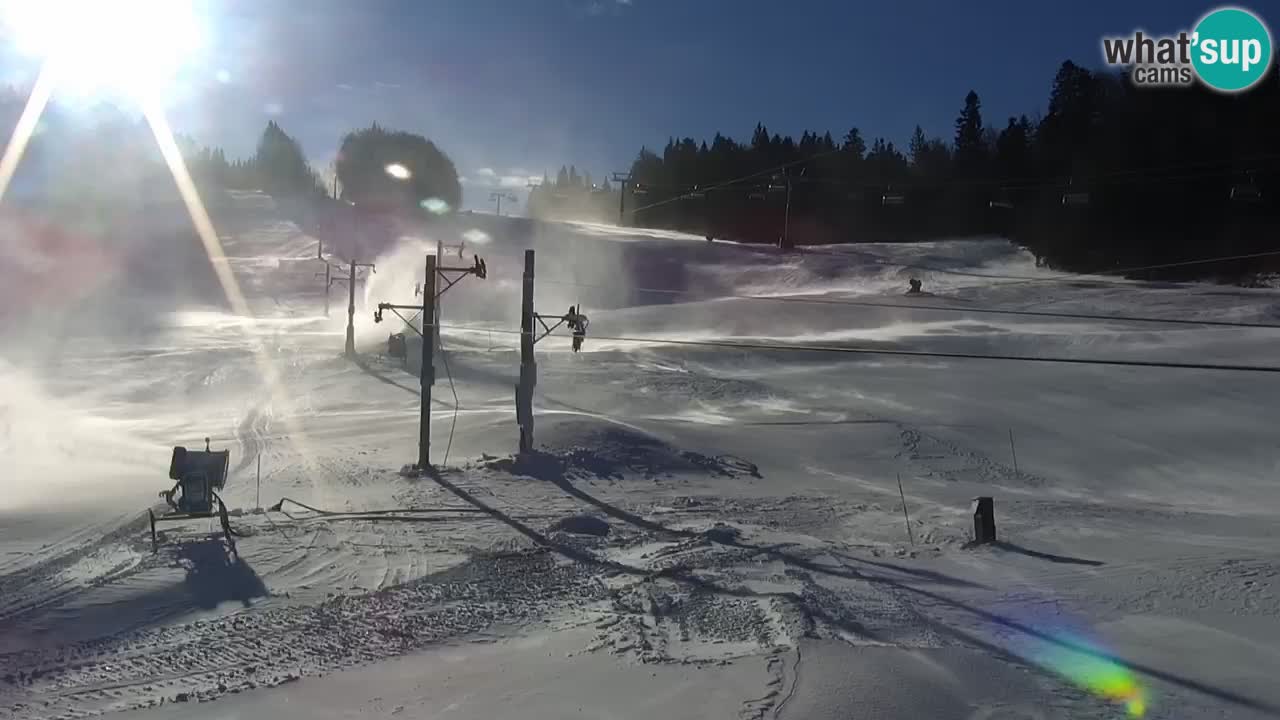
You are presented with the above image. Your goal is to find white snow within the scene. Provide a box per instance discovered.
[2,189,1279,719]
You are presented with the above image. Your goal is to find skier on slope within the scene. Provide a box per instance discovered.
[566,305,589,353]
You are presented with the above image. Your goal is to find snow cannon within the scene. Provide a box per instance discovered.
[387,332,407,361]
[149,437,236,555]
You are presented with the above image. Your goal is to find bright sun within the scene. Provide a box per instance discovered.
[2,0,203,99]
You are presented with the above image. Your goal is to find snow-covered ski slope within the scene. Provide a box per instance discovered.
[2,190,1279,720]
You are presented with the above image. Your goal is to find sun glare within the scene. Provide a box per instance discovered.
[2,0,203,99]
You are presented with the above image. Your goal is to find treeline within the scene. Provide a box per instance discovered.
[0,87,462,223]
[526,165,620,223]
[621,61,1280,280]
[182,121,462,216]
[181,121,329,201]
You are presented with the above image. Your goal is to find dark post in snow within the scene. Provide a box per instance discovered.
[318,241,331,317]
[517,249,536,453]
[419,253,437,470]
[345,259,357,358]
[973,496,996,544]
[618,179,626,226]
[781,171,793,249]
[611,172,631,226]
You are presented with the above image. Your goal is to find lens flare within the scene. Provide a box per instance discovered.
[385,163,411,180]
[1036,634,1148,717]
[0,63,56,204]
[2,0,203,99]
[143,102,326,498]
[421,197,449,214]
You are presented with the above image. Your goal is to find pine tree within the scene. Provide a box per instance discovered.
[909,126,928,166]
[253,120,323,197]
[842,127,866,160]
[954,90,986,177]
[335,124,461,212]
[751,123,769,149]
[995,116,1032,179]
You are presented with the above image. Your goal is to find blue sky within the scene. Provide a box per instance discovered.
[0,0,1243,210]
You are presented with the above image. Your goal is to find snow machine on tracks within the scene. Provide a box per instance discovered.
[149,437,235,555]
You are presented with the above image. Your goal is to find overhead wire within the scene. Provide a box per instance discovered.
[795,245,1280,288]
[438,323,461,467]
[438,322,1280,374]
[619,147,1280,287]
[628,146,846,215]
[534,276,1280,331]
[626,149,1280,217]
[967,249,1280,289]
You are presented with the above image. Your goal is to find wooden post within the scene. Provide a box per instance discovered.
[256,454,261,510]
[897,473,914,545]
[420,254,437,470]
[1008,428,1019,476]
[517,250,536,453]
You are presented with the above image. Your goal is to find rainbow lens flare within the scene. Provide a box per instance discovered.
[1037,635,1148,717]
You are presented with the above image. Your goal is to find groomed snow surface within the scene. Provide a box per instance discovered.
[2,190,1279,720]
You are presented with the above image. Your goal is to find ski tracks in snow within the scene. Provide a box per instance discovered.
[0,550,603,719]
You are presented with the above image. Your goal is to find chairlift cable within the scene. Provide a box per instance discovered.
[534,275,1280,330]
[439,330,461,468]
[438,323,1280,373]
[625,150,1280,215]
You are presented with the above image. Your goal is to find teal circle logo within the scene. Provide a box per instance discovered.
[1191,7,1273,92]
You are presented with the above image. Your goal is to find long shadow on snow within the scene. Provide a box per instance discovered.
[0,538,266,649]
[828,552,991,590]
[175,539,267,610]
[426,469,884,643]
[533,459,984,591]
[991,540,1104,566]
[483,451,996,600]
[513,463,1276,717]
[354,356,458,409]
[487,436,759,484]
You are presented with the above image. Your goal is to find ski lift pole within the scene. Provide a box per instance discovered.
[314,241,332,318]
[419,254,436,470]
[782,171,793,249]
[514,283,586,454]
[518,250,536,453]
[374,251,460,472]
[435,240,443,349]
[346,259,356,357]
[340,259,375,359]
[612,172,631,226]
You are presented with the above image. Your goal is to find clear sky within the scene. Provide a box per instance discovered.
[0,0,1241,211]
